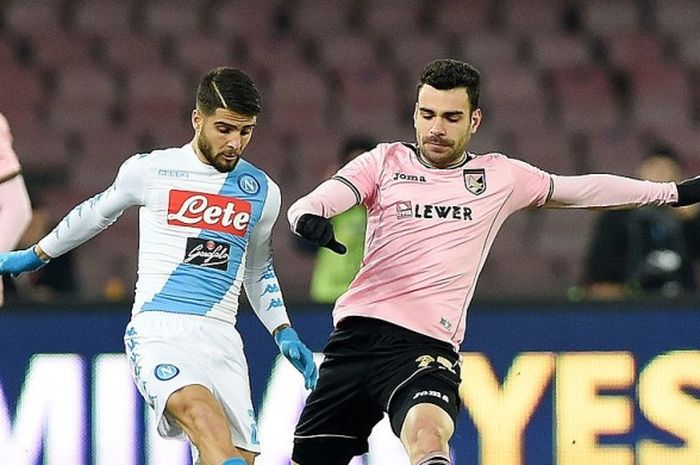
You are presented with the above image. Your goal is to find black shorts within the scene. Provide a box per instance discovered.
[292,317,461,465]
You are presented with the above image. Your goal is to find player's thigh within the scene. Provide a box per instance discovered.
[210,328,260,454]
[124,313,216,438]
[388,373,460,439]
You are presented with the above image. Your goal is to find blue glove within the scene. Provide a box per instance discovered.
[274,327,318,390]
[0,247,48,277]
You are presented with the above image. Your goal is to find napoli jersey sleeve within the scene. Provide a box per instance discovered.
[38,154,147,258]
[242,180,291,333]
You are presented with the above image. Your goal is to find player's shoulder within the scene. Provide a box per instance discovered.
[470,151,537,168]
[236,158,279,191]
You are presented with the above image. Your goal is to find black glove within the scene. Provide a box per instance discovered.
[675,176,700,207]
[296,214,347,255]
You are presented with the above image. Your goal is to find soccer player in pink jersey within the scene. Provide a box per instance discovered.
[0,113,32,307]
[287,59,700,465]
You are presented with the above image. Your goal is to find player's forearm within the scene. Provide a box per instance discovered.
[0,175,31,251]
[243,260,291,334]
[37,186,132,258]
[287,178,359,232]
[546,174,678,209]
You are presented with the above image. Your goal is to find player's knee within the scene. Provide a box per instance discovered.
[400,404,453,459]
[167,388,228,438]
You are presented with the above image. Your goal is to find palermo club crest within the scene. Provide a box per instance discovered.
[463,169,486,195]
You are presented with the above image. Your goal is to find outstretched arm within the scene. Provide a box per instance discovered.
[0,154,146,277]
[545,174,679,209]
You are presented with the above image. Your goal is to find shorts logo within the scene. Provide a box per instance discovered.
[412,390,450,403]
[463,169,486,195]
[167,190,251,236]
[238,174,260,195]
[416,354,457,374]
[184,237,230,270]
[155,364,179,381]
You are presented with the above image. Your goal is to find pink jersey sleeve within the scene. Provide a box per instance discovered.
[0,114,21,181]
[505,157,553,211]
[548,174,678,208]
[287,144,383,230]
[333,144,385,205]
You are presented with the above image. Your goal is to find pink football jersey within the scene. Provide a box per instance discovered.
[330,143,551,348]
[289,142,679,349]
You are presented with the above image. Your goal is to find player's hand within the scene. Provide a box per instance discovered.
[295,213,347,255]
[675,176,700,207]
[0,247,48,277]
[274,326,318,390]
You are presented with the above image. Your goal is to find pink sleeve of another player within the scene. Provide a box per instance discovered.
[0,114,21,181]
[549,174,678,208]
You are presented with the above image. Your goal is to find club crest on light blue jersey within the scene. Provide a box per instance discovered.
[238,174,260,195]
[155,364,180,381]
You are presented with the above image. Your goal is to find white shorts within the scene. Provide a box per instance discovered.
[124,311,260,453]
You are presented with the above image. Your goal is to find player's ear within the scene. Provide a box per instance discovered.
[413,103,419,129]
[192,109,202,132]
[470,108,482,134]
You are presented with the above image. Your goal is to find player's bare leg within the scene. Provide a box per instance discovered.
[400,404,454,465]
[166,384,255,465]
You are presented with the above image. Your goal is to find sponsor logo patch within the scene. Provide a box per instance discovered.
[167,190,251,235]
[395,201,473,221]
[393,172,427,183]
[154,364,179,381]
[184,238,230,270]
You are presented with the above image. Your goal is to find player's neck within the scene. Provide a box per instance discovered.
[418,149,468,169]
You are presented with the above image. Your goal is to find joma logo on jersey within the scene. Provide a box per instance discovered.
[393,172,427,183]
[396,201,473,221]
[167,190,251,235]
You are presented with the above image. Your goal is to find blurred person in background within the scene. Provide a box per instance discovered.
[0,67,317,465]
[309,135,376,304]
[287,58,700,465]
[0,113,32,307]
[583,145,700,299]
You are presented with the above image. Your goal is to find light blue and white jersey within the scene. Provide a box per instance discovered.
[39,144,290,331]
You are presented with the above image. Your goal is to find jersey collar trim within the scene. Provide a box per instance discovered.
[403,143,475,169]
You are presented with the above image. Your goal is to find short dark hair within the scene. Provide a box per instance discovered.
[417,59,481,111]
[196,67,261,116]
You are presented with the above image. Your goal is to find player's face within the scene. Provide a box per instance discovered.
[414,85,482,168]
[192,108,256,172]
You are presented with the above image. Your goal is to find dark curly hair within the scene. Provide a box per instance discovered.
[417,59,481,111]
[196,67,261,116]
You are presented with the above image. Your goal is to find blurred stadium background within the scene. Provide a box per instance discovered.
[3,0,700,303]
[2,2,700,465]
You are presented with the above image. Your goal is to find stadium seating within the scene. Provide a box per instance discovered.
[2,0,699,301]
